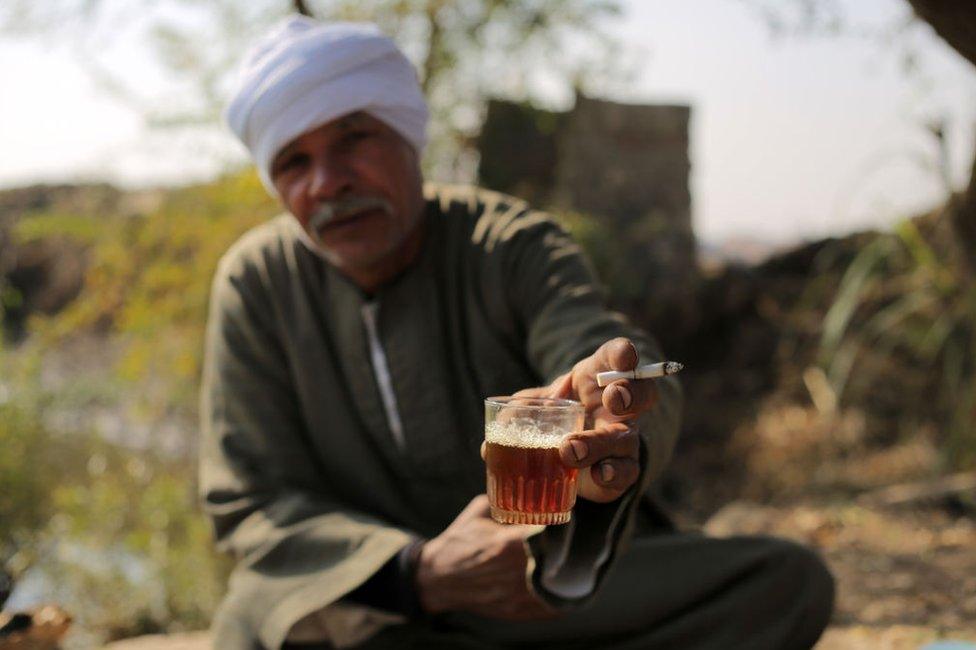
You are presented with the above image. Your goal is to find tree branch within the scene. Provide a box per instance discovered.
[421,0,443,94]
[905,1,976,275]
[951,135,976,277]
[905,0,976,68]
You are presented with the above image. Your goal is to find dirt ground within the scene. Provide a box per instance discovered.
[705,500,976,647]
[679,398,976,649]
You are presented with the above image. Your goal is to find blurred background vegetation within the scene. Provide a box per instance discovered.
[0,173,276,641]
[0,0,974,646]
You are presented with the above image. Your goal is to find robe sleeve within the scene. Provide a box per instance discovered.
[494,208,683,606]
[199,250,413,649]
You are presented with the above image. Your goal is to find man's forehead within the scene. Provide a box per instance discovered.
[334,111,371,127]
[274,112,375,158]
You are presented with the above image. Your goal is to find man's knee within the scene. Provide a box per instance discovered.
[761,538,835,635]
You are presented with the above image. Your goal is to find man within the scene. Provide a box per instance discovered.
[202,15,834,650]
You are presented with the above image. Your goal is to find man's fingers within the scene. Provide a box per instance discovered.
[494,376,572,427]
[603,378,659,417]
[606,337,639,371]
[512,373,572,401]
[511,385,551,399]
[589,457,640,493]
[571,338,638,410]
[547,372,573,399]
[559,422,637,468]
[459,494,492,520]
[599,337,639,372]
[456,494,543,538]
[574,338,638,387]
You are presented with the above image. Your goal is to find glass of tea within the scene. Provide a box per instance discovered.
[484,396,585,525]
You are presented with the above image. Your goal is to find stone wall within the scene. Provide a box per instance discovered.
[478,94,697,334]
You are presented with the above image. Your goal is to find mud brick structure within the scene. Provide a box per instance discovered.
[478,94,698,333]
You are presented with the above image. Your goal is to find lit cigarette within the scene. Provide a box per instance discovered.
[596,361,684,387]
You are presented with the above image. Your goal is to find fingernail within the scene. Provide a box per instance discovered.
[617,386,632,410]
[601,463,615,483]
[570,439,587,461]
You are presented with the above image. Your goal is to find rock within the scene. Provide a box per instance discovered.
[0,605,72,650]
[102,632,211,650]
[702,500,776,537]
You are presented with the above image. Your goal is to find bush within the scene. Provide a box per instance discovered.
[820,214,976,469]
[1,171,271,639]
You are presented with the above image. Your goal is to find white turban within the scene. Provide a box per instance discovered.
[225,16,429,194]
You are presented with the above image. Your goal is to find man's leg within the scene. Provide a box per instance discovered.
[442,532,834,649]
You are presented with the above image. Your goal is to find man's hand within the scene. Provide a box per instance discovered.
[415,495,557,620]
[515,338,658,503]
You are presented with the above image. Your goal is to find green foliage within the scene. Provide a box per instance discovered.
[0,402,58,558]
[0,282,23,313]
[0,349,230,639]
[0,353,86,565]
[12,212,106,244]
[819,215,976,468]
[33,171,275,415]
[819,235,900,394]
[43,442,230,638]
[0,172,271,637]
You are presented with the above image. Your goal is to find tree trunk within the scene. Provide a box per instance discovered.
[421,1,445,94]
[906,1,976,67]
[294,0,313,17]
[906,0,976,274]
[955,138,976,276]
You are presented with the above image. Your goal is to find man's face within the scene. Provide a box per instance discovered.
[270,112,425,281]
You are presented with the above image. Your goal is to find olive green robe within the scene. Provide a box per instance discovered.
[199,184,683,649]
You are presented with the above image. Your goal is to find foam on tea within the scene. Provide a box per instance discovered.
[485,420,569,449]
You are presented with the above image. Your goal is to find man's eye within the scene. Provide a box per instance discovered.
[275,153,307,174]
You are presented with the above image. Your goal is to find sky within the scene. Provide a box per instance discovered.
[0,0,974,246]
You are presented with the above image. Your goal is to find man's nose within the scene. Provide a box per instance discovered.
[308,154,354,200]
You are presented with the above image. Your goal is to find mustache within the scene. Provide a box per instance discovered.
[309,196,394,232]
